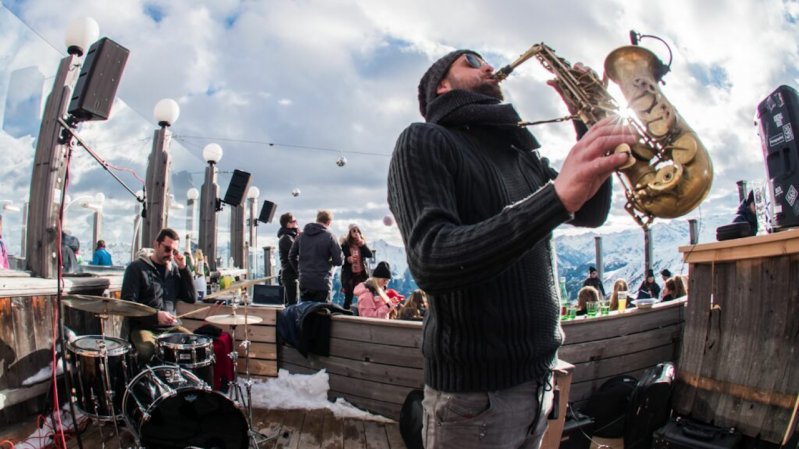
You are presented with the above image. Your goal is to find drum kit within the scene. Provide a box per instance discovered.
[61,293,271,449]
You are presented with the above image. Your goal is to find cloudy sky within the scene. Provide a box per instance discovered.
[1,0,798,259]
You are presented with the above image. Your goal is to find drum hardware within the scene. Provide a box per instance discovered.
[204,296,273,448]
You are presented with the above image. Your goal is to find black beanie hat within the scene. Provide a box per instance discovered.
[661,269,672,277]
[418,49,481,119]
[372,261,391,279]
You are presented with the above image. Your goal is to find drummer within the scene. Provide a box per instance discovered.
[121,228,197,365]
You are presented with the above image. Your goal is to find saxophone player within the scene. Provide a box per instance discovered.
[387,50,635,449]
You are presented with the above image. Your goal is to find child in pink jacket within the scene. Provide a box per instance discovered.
[355,261,397,319]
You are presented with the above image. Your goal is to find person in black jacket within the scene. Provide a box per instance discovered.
[387,49,635,449]
[277,212,300,304]
[637,269,661,299]
[582,266,606,298]
[121,228,196,365]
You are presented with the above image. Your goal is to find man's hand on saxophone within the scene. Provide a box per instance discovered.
[553,117,636,213]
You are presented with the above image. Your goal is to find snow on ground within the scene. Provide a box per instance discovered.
[248,368,394,423]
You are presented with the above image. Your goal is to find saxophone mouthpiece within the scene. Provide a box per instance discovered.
[629,30,640,45]
[494,65,513,82]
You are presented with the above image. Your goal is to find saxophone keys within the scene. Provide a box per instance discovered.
[613,143,637,170]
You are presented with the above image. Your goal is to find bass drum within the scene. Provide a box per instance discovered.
[122,365,248,449]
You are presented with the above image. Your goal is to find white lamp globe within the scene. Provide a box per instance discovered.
[94,192,105,205]
[187,188,200,201]
[202,143,223,164]
[247,186,260,199]
[154,98,180,127]
[64,17,99,56]
[291,188,301,197]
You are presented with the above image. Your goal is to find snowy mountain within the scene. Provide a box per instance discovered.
[359,213,734,299]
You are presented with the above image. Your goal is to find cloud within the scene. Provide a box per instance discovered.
[1,0,798,263]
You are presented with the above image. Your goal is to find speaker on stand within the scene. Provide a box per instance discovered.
[756,85,799,230]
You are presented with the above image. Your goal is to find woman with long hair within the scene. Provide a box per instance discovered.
[398,289,428,321]
[609,278,629,311]
[355,261,396,319]
[340,224,373,310]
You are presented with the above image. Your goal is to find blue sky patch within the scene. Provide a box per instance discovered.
[688,62,731,90]
[144,3,164,23]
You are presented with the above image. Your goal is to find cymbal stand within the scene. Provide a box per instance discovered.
[95,315,124,449]
[226,296,273,448]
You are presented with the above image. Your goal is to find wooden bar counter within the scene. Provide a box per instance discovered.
[676,228,799,444]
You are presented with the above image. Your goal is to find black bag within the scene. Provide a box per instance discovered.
[582,375,638,437]
[399,389,424,449]
[652,417,742,449]
[625,362,676,449]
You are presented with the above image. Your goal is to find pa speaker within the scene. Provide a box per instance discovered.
[258,200,277,223]
[222,169,251,207]
[68,37,129,122]
[756,85,799,230]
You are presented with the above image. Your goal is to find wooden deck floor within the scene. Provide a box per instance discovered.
[0,408,406,449]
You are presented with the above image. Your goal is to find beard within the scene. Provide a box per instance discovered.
[472,82,503,101]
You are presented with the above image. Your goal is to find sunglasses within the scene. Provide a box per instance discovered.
[465,53,487,69]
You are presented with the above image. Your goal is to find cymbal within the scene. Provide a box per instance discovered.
[62,295,157,317]
[203,275,278,301]
[204,313,263,326]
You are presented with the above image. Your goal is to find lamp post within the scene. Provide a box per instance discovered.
[246,186,260,276]
[131,190,144,259]
[230,198,245,270]
[25,17,98,278]
[199,143,222,273]
[142,98,180,246]
[186,187,199,249]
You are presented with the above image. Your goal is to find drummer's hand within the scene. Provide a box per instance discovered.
[157,310,177,325]
[173,250,187,270]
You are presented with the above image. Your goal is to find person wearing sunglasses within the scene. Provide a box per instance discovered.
[387,49,635,449]
[277,212,301,305]
[121,227,197,366]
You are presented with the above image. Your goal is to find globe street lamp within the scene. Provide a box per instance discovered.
[26,17,99,278]
[142,98,180,246]
[199,144,222,272]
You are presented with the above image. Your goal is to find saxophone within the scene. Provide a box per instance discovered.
[495,43,713,228]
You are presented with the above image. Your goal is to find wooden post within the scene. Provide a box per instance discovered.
[247,196,258,275]
[263,246,274,283]
[199,163,219,272]
[594,235,603,281]
[25,54,81,278]
[644,227,653,274]
[186,197,196,247]
[230,204,245,268]
[92,210,102,255]
[688,219,699,245]
[142,126,171,246]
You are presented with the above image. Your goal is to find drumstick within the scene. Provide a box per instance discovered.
[177,305,211,319]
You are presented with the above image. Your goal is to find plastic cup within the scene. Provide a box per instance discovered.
[567,305,577,320]
[618,291,628,313]
[600,301,610,316]
[586,301,599,317]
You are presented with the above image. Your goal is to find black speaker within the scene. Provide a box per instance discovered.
[258,200,277,223]
[68,37,129,122]
[756,85,799,230]
[222,169,251,207]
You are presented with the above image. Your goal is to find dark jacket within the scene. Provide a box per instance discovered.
[277,301,352,357]
[637,280,661,299]
[121,253,196,330]
[583,276,606,298]
[288,223,344,292]
[278,227,298,280]
[340,241,373,286]
[387,91,613,392]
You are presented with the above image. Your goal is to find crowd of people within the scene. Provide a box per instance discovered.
[573,265,689,315]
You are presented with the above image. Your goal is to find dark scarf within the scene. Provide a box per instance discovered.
[425,89,540,150]
[277,227,298,239]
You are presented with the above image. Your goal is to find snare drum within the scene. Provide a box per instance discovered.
[67,335,134,420]
[157,333,215,386]
[123,365,248,449]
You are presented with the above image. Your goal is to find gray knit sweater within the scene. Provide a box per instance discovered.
[387,92,612,392]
